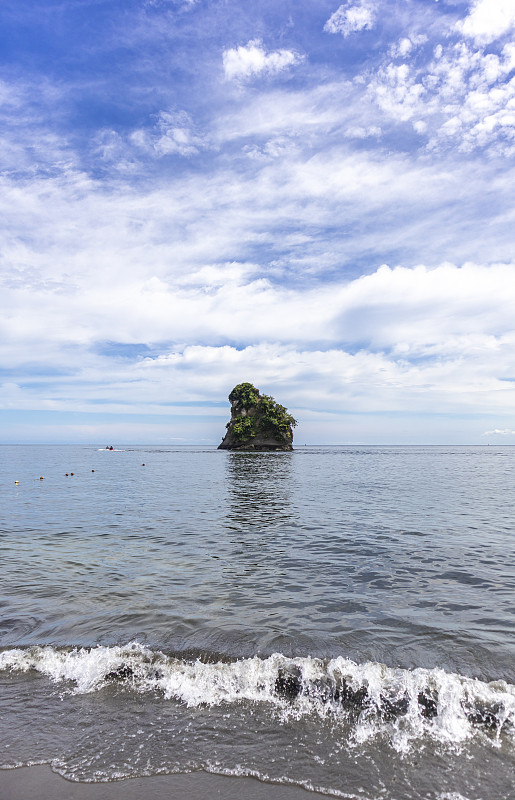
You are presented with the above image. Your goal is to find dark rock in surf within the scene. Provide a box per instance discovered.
[218,383,296,451]
[379,692,410,720]
[104,664,134,682]
[274,670,369,709]
[332,681,368,708]
[273,668,506,735]
[462,700,503,731]
[275,670,302,700]
[417,690,438,719]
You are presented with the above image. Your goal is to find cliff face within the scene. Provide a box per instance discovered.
[218,383,296,451]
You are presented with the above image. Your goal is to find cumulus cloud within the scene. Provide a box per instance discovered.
[324,1,377,37]
[2,241,515,420]
[457,0,515,45]
[369,39,515,155]
[2,159,515,441]
[482,428,515,436]
[223,39,301,81]
[389,35,427,59]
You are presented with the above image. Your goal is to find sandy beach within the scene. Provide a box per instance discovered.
[0,766,330,800]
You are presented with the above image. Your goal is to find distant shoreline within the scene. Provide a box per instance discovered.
[1,442,514,447]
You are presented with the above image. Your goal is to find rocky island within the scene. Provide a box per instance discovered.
[218,383,297,451]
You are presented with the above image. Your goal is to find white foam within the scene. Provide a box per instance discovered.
[1,644,514,752]
[437,794,474,800]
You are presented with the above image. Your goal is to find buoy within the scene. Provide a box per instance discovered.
[92,469,95,472]
[70,472,74,476]
[39,477,44,480]
[14,480,19,484]
[142,463,145,466]
[65,473,69,476]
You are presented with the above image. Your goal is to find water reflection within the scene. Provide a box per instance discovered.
[217,452,299,644]
[225,452,294,530]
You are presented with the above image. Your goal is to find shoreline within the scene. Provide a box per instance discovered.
[0,766,332,799]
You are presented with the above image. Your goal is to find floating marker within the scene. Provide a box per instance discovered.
[142,463,145,466]
[39,477,44,480]
[14,480,19,484]
[92,469,95,472]
[70,472,74,476]
[65,473,69,477]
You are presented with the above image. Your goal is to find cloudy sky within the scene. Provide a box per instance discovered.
[1,0,515,444]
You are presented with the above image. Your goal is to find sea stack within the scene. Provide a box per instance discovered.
[218,383,297,451]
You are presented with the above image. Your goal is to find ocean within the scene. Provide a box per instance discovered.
[1,444,514,799]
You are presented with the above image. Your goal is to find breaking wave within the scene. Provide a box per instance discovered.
[1,643,514,752]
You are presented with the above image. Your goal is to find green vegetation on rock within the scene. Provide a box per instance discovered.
[228,382,260,408]
[219,382,297,451]
[232,416,256,441]
[259,394,297,438]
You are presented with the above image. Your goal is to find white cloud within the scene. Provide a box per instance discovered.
[2,242,515,418]
[372,62,426,122]
[457,0,515,45]
[242,136,298,161]
[482,428,515,436]
[391,37,415,58]
[3,0,515,444]
[2,156,514,442]
[324,1,377,37]
[222,39,301,81]
[369,40,515,154]
[144,0,198,8]
[0,382,25,408]
[215,81,354,144]
[130,110,208,158]
[389,35,428,59]
[1,136,515,324]
[344,124,382,138]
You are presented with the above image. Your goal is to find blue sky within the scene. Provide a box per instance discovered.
[1,0,515,444]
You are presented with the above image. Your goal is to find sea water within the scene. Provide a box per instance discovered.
[1,445,514,799]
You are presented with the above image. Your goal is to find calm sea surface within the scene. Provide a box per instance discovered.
[1,445,514,799]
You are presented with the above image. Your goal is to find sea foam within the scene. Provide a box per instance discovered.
[1,643,514,752]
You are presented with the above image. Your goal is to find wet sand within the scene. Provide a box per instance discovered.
[0,766,330,799]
